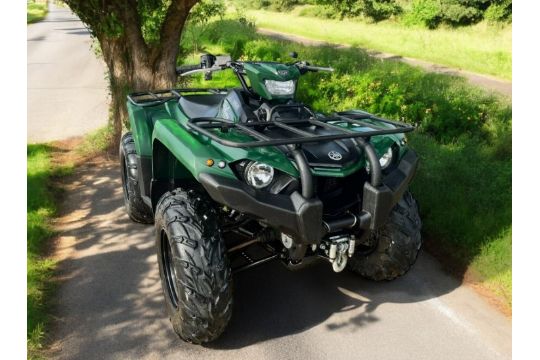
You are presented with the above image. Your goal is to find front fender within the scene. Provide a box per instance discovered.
[152,119,237,181]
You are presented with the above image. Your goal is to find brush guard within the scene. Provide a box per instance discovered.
[187,107,414,197]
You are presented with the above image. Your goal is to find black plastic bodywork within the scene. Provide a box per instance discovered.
[199,172,324,244]
[137,155,153,208]
[199,149,419,246]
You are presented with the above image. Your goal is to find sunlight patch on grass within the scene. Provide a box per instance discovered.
[244,9,511,80]
[27,2,48,24]
[76,125,115,156]
[27,144,74,357]
[471,228,512,306]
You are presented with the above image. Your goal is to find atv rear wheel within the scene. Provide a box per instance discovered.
[155,188,233,344]
[120,132,153,224]
[348,191,422,281]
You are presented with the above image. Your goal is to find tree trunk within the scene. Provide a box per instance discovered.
[74,1,198,150]
[99,36,178,149]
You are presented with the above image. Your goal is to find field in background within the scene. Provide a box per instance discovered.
[241,8,511,80]
[181,17,512,307]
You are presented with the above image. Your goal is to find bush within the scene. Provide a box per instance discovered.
[440,0,484,26]
[243,39,284,61]
[403,0,441,28]
[484,0,512,23]
[236,0,300,11]
[362,0,402,21]
[403,0,511,28]
[271,0,301,10]
[203,19,257,59]
[298,4,341,19]
[317,0,401,21]
[238,0,271,9]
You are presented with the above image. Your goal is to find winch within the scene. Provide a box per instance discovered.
[320,235,356,272]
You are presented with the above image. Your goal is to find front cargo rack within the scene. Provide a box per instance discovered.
[186,110,415,149]
[187,108,415,194]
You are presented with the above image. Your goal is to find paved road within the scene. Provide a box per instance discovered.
[50,160,511,360]
[27,3,108,143]
[257,28,512,97]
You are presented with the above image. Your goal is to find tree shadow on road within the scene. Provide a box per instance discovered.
[48,160,462,358]
[210,254,460,349]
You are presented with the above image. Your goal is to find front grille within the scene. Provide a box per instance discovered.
[319,177,341,195]
[316,170,369,216]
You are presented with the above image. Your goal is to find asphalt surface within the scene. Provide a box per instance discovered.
[49,160,511,360]
[27,3,108,143]
[257,28,512,97]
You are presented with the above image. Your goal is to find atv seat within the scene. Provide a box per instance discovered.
[178,94,225,118]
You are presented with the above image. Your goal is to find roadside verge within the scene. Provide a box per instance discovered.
[27,127,114,359]
[257,28,511,97]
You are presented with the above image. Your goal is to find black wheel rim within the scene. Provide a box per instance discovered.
[161,231,179,308]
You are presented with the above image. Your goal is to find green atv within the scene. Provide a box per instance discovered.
[120,53,422,344]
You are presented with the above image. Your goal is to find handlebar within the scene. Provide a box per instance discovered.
[302,65,334,72]
[178,66,226,77]
[175,64,201,75]
[176,59,335,78]
[295,62,334,73]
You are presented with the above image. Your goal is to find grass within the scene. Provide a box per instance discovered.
[27,125,114,357]
[181,18,512,306]
[409,134,512,306]
[27,2,48,24]
[27,144,72,358]
[76,125,116,156]
[240,7,511,80]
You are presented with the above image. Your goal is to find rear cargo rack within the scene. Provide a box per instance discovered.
[127,88,227,107]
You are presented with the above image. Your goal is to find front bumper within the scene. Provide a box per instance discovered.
[199,172,324,244]
[199,149,419,244]
[361,149,419,229]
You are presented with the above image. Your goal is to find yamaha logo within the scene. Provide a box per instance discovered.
[328,151,342,161]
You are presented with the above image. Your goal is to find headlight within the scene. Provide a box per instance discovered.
[366,147,394,172]
[264,80,295,96]
[379,147,393,169]
[244,162,274,189]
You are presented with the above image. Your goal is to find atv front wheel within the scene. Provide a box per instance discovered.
[120,132,153,224]
[348,191,422,281]
[155,189,233,344]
